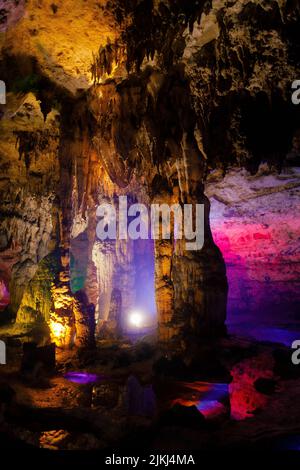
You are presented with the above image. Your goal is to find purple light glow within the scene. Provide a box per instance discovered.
[64,372,102,384]
[195,383,228,418]
[0,279,10,310]
[208,173,300,339]
[172,382,228,420]
[229,325,300,347]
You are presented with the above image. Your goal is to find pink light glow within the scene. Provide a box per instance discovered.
[210,208,300,324]
[0,280,10,309]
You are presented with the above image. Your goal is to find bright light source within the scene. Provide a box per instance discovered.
[129,310,144,328]
[50,320,65,341]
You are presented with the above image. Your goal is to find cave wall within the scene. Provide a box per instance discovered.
[0,92,60,317]
[207,167,300,326]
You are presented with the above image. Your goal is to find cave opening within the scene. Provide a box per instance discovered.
[69,196,158,343]
[127,237,157,337]
[92,234,158,341]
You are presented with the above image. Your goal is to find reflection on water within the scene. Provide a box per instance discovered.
[196,400,226,419]
[170,382,229,420]
[64,372,102,384]
[228,323,300,347]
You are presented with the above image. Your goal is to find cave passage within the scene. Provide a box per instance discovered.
[128,238,157,336]
[70,223,157,341]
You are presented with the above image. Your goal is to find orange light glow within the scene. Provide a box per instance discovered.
[49,319,66,346]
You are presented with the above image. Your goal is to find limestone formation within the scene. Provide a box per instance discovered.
[0,0,299,354]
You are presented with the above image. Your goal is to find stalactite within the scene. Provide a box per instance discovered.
[112,0,212,72]
[14,129,58,170]
[91,40,125,84]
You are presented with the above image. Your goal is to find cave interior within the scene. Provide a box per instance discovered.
[0,0,300,453]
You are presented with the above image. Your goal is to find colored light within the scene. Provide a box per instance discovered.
[129,310,144,328]
[64,372,100,384]
[50,320,65,339]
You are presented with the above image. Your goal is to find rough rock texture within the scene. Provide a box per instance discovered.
[229,352,275,420]
[0,0,299,352]
[16,250,60,325]
[0,0,119,93]
[207,166,300,325]
[0,92,59,315]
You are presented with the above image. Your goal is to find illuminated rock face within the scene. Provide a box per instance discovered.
[86,74,228,347]
[229,352,275,420]
[0,93,60,316]
[0,0,25,33]
[208,168,300,326]
[0,1,299,351]
[0,0,119,93]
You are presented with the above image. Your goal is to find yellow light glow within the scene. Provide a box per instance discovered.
[50,320,65,340]
[89,61,119,85]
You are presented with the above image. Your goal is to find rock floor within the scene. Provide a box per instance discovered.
[1,326,300,451]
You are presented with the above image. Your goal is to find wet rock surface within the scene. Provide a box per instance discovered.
[0,334,299,451]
